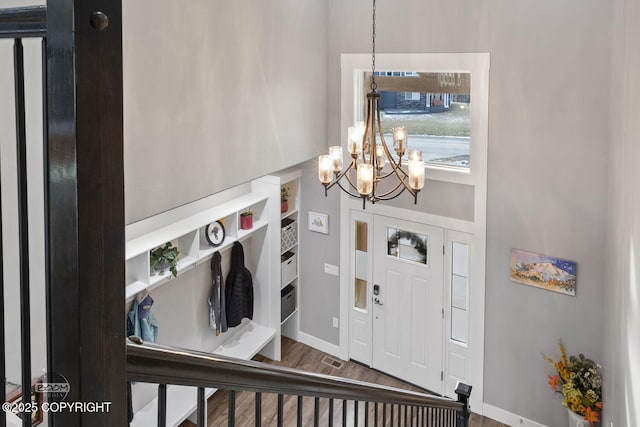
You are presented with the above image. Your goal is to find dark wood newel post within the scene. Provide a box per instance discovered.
[46,0,125,425]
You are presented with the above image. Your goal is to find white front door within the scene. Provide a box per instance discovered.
[371,215,444,394]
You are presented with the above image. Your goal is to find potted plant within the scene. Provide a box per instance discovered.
[240,210,254,230]
[543,340,603,426]
[281,186,290,214]
[150,242,179,277]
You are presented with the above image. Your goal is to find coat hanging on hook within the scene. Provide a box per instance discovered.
[208,251,227,335]
[225,241,254,327]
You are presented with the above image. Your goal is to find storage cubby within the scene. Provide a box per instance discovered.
[128,171,301,427]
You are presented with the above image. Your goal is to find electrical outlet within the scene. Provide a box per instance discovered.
[332,317,339,328]
[324,263,339,276]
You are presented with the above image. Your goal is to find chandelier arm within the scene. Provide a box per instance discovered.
[377,110,404,172]
[336,179,363,199]
[376,164,409,180]
[372,179,409,200]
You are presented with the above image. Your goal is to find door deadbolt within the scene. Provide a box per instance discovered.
[373,284,380,295]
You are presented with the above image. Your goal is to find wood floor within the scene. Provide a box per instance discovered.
[181,337,506,427]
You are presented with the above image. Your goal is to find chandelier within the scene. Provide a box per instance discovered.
[318,0,425,208]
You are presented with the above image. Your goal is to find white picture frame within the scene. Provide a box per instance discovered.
[308,211,329,234]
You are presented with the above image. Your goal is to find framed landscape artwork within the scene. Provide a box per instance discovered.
[510,249,577,296]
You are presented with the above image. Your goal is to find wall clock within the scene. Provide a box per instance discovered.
[205,220,225,247]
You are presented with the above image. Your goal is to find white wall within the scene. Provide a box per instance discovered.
[317,1,611,425]
[123,0,328,223]
[604,0,640,424]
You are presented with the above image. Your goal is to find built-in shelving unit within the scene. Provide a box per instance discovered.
[128,170,301,427]
[253,169,301,341]
[125,193,268,302]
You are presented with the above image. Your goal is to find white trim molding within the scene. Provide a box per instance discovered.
[298,332,343,360]
[483,404,548,427]
[338,52,490,414]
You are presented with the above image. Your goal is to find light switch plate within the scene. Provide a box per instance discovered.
[332,317,339,328]
[324,263,339,276]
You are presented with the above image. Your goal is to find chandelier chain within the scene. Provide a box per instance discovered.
[371,0,377,91]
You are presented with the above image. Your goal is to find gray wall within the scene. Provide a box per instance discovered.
[298,160,341,344]
[303,1,611,425]
[123,0,328,223]
[604,0,640,425]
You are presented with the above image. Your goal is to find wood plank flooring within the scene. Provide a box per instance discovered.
[181,337,506,427]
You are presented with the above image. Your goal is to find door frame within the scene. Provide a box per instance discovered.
[338,52,488,412]
[340,200,486,411]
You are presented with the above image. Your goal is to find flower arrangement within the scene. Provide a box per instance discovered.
[543,340,603,424]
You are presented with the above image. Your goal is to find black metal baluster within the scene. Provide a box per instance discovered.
[404,405,408,427]
[354,401,358,425]
[410,406,414,426]
[383,403,387,427]
[297,396,303,426]
[364,401,369,427]
[390,404,394,427]
[342,400,347,426]
[157,384,167,427]
[397,405,401,427]
[14,36,31,427]
[277,394,284,427]
[197,387,205,427]
[228,390,236,427]
[328,399,334,427]
[314,397,319,427]
[374,402,378,427]
[255,392,262,427]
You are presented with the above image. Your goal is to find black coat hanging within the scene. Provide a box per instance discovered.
[225,241,254,327]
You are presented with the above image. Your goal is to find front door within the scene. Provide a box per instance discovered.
[371,215,444,394]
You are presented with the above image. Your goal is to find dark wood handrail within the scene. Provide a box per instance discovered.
[0,6,46,38]
[126,337,465,411]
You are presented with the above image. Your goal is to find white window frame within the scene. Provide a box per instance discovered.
[342,53,489,187]
[404,91,421,101]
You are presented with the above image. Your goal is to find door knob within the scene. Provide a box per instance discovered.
[374,298,384,306]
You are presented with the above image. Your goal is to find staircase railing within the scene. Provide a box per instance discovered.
[127,337,471,427]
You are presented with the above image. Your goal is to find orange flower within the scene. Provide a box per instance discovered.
[584,407,600,423]
[595,401,603,409]
[548,375,559,390]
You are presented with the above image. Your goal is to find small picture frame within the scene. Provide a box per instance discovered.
[308,211,329,234]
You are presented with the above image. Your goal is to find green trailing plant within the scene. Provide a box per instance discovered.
[281,186,290,202]
[241,210,254,217]
[150,242,179,277]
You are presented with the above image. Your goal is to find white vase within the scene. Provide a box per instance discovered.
[568,409,590,427]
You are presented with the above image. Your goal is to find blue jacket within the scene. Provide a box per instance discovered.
[127,295,158,343]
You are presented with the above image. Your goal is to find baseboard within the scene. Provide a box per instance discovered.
[482,403,547,427]
[297,331,343,359]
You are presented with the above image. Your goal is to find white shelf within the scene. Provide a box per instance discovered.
[125,197,269,303]
[126,193,268,260]
[281,275,297,290]
[281,242,298,256]
[130,320,275,427]
[236,219,268,240]
[281,208,298,220]
[281,308,298,325]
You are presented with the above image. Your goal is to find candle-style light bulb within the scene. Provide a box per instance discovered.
[357,164,374,195]
[408,159,425,190]
[408,149,422,161]
[348,123,365,156]
[375,144,385,168]
[393,126,408,157]
[329,146,343,172]
[318,155,332,184]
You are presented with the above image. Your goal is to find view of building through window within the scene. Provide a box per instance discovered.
[365,71,471,169]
